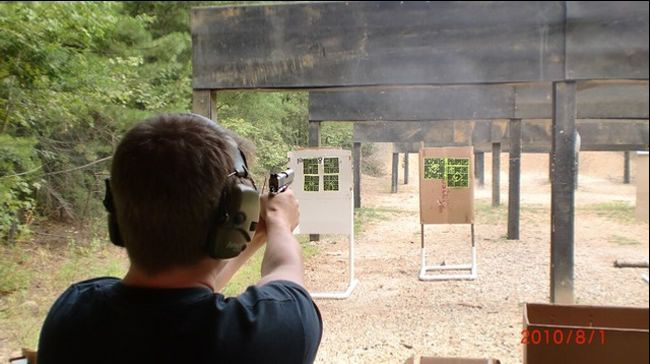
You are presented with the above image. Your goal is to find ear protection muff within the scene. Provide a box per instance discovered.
[204,136,261,259]
[103,179,124,247]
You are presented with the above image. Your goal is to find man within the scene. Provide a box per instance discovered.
[37,113,322,363]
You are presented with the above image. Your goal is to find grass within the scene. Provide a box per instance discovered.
[0,227,321,356]
[354,207,413,235]
[474,201,507,225]
[577,201,636,224]
[0,236,129,353]
[607,234,641,246]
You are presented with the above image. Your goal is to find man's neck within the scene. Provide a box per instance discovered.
[122,258,228,292]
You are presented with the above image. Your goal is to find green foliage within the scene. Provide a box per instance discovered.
[1,1,196,232]
[0,135,40,240]
[0,254,31,295]
[0,1,381,238]
[218,91,309,177]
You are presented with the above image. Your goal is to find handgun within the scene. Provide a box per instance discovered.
[269,169,294,195]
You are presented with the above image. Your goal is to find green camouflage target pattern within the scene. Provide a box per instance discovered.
[424,157,470,188]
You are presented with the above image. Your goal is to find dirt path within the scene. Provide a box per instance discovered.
[305,151,649,363]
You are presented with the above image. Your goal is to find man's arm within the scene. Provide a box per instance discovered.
[256,189,304,287]
[211,224,267,292]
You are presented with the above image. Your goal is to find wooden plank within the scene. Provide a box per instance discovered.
[192,2,648,89]
[576,81,649,119]
[353,119,649,151]
[309,81,649,121]
[192,2,565,89]
[396,142,647,154]
[309,85,515,121]
[567,2,649,80]
[550,81,577,304]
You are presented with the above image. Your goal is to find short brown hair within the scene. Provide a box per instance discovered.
[110,114,253,273]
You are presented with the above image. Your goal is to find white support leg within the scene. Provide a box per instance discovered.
[311,194,359,299]
[419,224,477,281]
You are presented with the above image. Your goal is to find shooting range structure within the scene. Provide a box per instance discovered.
[309,82,649,240]
[287,149,358,299]
[418,146,477,281]
[191,1,649,304]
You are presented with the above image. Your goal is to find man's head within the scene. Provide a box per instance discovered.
[108,113,255,274]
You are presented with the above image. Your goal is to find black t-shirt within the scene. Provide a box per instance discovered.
[37,277,322,364]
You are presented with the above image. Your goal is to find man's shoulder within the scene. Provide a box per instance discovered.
[58,277,119,301]
[239,280,313,304]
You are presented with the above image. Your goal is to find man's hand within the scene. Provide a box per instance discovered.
[260,189,300,233]
[257,189,304,287]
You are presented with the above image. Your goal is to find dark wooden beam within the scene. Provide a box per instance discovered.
[403,153,409,185]
[309,81,649,121]
[308,120,320,242]
[566,2,649,80]
[353,119,649,152]
[475,152,485,187]
[308,121,321,147]
[192,2,647,89]
[508,119,522,240]
[391,153,399,193]
[353,142,361,208]
[492,143,501,207]
[192,90,212,118]
[550,81,577,304]
[192,2,566,88]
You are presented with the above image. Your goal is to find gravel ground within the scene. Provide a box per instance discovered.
[304,152,649,364]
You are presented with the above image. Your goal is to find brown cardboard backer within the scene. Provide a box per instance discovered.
[419,146,474,224]
[523,303,649,364]
[405,355,500,364]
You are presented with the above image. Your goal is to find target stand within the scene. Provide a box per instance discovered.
[289,148,359,299]
[417,146,477,281]
[309,222,359,300]
[419,223,477,281]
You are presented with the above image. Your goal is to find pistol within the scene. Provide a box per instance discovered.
[269,169,294,195]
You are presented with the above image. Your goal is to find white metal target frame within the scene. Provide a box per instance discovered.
[288,149,359,299]
[419,223,477,281]
[310,200,358,299]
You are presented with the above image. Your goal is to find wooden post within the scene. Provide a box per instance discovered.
[475,151,485,187]
[308,120,321,148]
[492,143,501,207]
[548,152,553,182]
[550,81,577,304]
[624,151,631,184]
[308,120,321,242]
[192,90,212,118]
[574,133,581,190]
[391,153,399,193]
[507,119,522,240]
[353,142,361,208]
[403,153,409,185]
